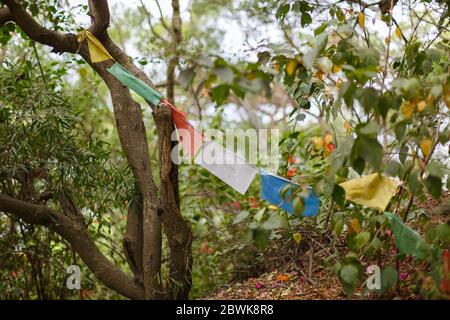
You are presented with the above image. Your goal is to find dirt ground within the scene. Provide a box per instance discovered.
[205,192,450,300]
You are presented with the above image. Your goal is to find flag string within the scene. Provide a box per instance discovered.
[75,31,399,216]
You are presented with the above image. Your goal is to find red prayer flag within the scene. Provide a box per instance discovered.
[161,99,204,156]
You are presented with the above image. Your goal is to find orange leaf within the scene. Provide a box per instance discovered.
[351,218,361,234]
[276,274,290,282]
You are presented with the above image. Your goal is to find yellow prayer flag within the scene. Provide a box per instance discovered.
[339,173,399,211]
[77,30,113,63]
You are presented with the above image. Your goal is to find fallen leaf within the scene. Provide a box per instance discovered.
[293,232,302,244]
[276,274,290,282]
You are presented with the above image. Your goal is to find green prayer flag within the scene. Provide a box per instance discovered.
[384,212,429,259]
[107,62,162,106]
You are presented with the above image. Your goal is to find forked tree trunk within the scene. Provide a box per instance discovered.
[0,0,193,300]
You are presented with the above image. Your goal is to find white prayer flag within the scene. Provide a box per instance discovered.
[194,141,258,195]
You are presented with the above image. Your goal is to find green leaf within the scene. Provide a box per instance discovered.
[332,184,346,208]
[292,196,305,217]
[316,32,328,54]
[340,264,359,285]
[262,214,288,230]
[352,136,383,171]
[423,175,442,199]
[301,12,312,26]
[356,88,379,113]
[407,170,421,194]
[394,121,407,141]
[426,161,444,177]
[358,121,379,138]
[314,22,328,36]
[211,84,230,106]
[213,66,234,83]
[253,228,271,249]
[385,160,401,177]
[275,3,290,21]
[430,84,443,98]
[354,231,371,250]
[233,211,249,224]
[381,266,398,292]
[384,212,429,259]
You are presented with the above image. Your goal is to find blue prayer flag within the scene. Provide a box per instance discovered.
[260,169,319,217]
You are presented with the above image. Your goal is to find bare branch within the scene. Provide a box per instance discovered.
[0,193,144,299]
[2,0,77,53]
[87,0,110,38]
[166,0,182,103]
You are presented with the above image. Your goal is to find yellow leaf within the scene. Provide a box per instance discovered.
[268,205,278,210]
[344,121,352,135]
[286,59,298,76]
[420,139,432,157]
[323,133,333,145]
[395,27,402,39]
[351,218,361,234]
[332,64,342,73]
[293,232,302,244]
[417,100,427,112]
[401,101,415,119]
[312,136,323,150]
[384,37,390,45]
[358,13,365,29]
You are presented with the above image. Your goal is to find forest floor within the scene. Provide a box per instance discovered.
[205,192,450,300]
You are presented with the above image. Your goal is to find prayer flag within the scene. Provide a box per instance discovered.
[260,169,319,217]
[339,173,398,211]
[107,63,162,106]
[163,100,204,156]
[384,212,429,259]
[77,30,113,63]
[194,141,258,195]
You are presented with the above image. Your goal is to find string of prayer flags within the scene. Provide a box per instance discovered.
[77,30,113,63]
[260,169,319,217]
[161,99,204,156]
[194,141,258,195]
[339,173,398,211]
[107,63,162,106]
[384,212,430,259]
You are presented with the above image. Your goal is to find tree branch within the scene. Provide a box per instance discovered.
[87,0,110,38]
[167,0,182,103]
[0,193,144,300]
[1,0,78,53]
[0,6,12,26]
